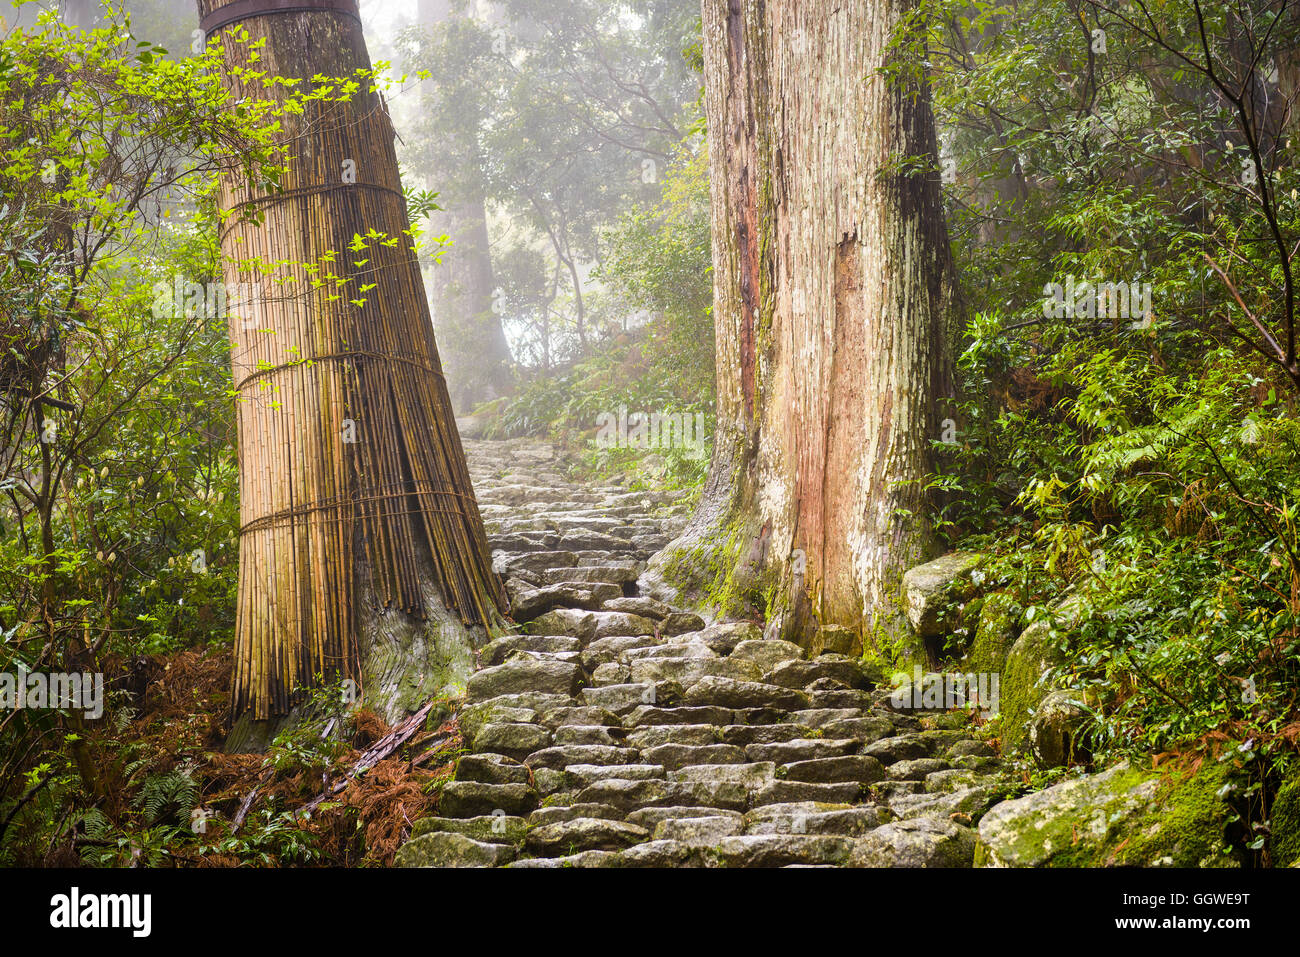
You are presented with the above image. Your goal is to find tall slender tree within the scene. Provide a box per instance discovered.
[196,0,504,727]
[416,0,513,413]
[655,0,958,658]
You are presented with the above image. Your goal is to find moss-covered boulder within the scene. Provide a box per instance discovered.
[1271,774,1300,866]
[810,624,860,657]
[1028,689,1093,768]
[964,592,1023,674]
[999,594,1086,754]
[901,552,985,639]
[977,760,1240,867]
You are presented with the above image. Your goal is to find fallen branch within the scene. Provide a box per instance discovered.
[230,769,273,832]
[297,700,439,816]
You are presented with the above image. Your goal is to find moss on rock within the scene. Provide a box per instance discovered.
[1271,775,1300,867]
[964,592,1023,674]
[998,594,1087,754]
[977,759,1240,867]
[901,551,986,639]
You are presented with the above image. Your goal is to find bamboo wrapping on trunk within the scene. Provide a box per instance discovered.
[200,0,504,720]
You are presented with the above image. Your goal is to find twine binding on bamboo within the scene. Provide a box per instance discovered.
[205,0,505,721]
[199,0,361,36]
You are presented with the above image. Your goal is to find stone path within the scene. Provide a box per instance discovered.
[396,438,1003,867]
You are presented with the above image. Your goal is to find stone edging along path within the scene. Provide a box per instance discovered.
[395,438,1002,867]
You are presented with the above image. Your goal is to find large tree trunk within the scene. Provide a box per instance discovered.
[419,0,513,414]
[197,0,505,732]
[650,0,957,663]
[430,198,513,413]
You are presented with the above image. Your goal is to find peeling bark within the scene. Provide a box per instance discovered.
[653,0,957,659]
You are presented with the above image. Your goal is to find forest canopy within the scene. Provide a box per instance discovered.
[0,0,1298,877]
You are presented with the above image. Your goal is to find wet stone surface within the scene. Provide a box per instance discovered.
[393,439,1002,869]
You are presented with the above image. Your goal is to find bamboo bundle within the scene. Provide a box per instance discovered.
[199,0,504,721]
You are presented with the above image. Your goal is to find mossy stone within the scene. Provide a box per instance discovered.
[999,594,1086,754]
[1271,774,1300,866]
[965,592,1023,674]
[978,760,1240,867]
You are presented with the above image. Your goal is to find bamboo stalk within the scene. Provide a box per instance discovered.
[201,0,504,720]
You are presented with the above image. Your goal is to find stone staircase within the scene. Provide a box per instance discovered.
[395,437,1003,867]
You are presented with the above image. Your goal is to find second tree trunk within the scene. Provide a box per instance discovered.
[653,0,957,661]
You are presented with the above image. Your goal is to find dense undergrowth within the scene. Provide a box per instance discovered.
[912,0,1300,860]
[6,0,1300,868]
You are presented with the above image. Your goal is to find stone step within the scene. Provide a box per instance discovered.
[625,724,721,749]
[465,658,582,703]
[479,634,581,666]
[601,596,673,619]
[671,762,776,789]
[743,802,891,836]
[542,564,641,586]
[563,763,665,788]
[454,753,531,786]
[458,694,569,741]
[653,815,744,843]
[574,778,750,813]
[470,722,553,759]
[729,639,805,673]
[528,803,626,826]
[820,715,894,743]
[630,655,761,686]
[682,676,811,711]
[489,533,561,552]
[580,683,679,713]
[780,755,886,784]
[539,706,622,730]
[590,663,632,686]
[752,781,865,807]
[495,550,578,579]
[718,724,810,747]
[764,655,876,690]
[523,745,640,771]
[525,818,651,855]
[626,805,743,829]
[790,708,866,727]
[439,781,539,818]
[744,739,860,763]
[581,635,661,669]
[641,743,747,771]
[886,757,951,780]
[863,735,934,764]
[624,639,716,660]
[808,689,876,710]
[709,834,857,868]
[410,815,528,845]
[396,831,518,868]
[553,725,629,747]
[623,705,735,727]
[617,839,710,867]
[509,582,623,620]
